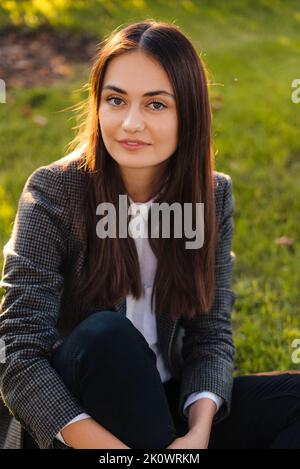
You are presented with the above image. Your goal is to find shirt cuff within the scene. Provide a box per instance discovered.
[56,413,92,446]
[183,392,224,418]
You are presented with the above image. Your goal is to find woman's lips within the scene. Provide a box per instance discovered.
[118,141,151,150]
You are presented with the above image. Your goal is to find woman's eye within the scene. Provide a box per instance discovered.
[107,96,123,106]
[148,101,166,111]
[106,96,166,111]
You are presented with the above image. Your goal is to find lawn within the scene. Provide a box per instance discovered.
[0,0,300,375]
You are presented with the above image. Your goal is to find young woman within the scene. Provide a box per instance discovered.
[1,20,300,450]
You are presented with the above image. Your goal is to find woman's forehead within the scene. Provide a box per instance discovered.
[102,51,174,94]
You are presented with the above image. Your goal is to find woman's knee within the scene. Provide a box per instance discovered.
[67,309,144,360]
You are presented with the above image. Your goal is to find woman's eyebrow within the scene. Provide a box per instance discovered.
[102,84,175,99]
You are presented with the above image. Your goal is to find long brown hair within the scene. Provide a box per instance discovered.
[59,19,218,335]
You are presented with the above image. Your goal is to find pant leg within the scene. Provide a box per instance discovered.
[50,309,177,449]
[163,378,189,437]
[209,373,300,449]
[22,429,40,449]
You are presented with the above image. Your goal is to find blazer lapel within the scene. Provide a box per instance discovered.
[157,311,179,377]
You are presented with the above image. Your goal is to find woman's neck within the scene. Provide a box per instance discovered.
[120,164,169,203]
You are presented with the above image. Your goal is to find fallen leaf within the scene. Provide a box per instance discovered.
[275,236,294,246]
[33,115,48,126]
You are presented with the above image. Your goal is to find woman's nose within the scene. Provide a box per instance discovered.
[122,107,145,132]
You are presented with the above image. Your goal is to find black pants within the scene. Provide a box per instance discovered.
[25,309,300,449]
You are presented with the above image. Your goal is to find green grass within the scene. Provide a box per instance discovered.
[1,0,300,375]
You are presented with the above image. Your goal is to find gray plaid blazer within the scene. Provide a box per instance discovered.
[0,149,237,449]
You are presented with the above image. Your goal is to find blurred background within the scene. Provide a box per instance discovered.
[0,0,299,375]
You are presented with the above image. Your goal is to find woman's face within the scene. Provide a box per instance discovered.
[98,50,178,173]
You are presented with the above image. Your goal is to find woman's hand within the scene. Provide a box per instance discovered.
[166,427,209,449]
[167,397,217,449]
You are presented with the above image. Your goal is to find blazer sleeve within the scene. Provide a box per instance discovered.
[0,166,85,449]
[178,175,237,424]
